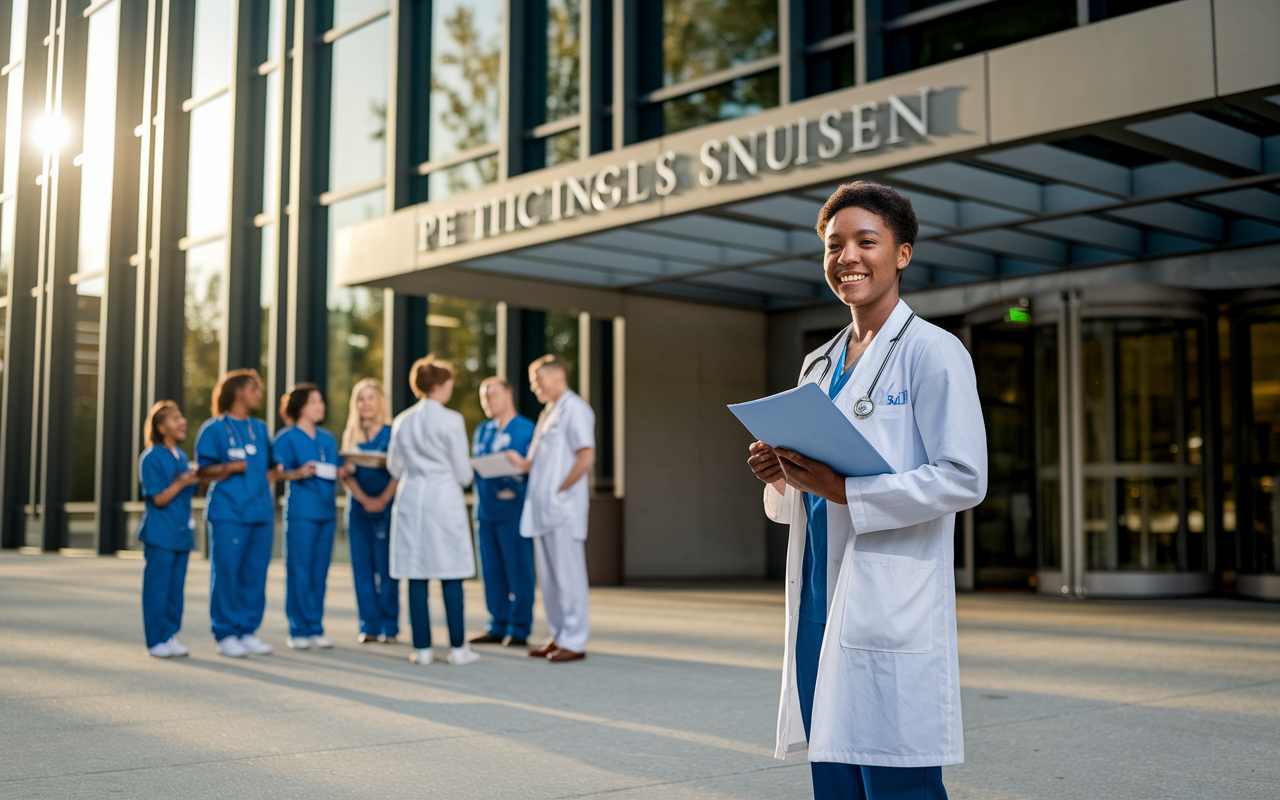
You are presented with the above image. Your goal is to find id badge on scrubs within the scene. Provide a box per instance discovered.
[311,461,338,481]
[227,447,247,460]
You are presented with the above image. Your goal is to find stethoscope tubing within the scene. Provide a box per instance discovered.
[799,312,917,407]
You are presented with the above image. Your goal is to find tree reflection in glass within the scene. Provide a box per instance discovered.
[663,0,776,85]
[430,0,502,197]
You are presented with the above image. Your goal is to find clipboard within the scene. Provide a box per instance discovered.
[471,452,524,479]
[728,383,894,478]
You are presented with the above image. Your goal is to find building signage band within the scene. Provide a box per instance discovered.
[415,88,934,253]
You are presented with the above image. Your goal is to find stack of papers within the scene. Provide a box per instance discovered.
[472,453,524,478]
[728,383,894,477]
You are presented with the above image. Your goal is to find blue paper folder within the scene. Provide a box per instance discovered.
[728,383,894,478]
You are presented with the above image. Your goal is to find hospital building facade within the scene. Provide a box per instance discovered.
[2,0,1279,599]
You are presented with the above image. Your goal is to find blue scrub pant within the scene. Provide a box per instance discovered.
[142,545,189,647]
[348,511,398,637]
[797,616,949,800]
[408,579,464,649]
[285,517,335,638]
[208,520,274,641]
[477,517,535,640]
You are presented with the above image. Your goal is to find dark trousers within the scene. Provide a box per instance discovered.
[408,579,464,649]
[284,517,335,638]
[348,511,399,637]
[477,517,535,639]
[797,616,949,800]
[208,520,274,641]
[142,546,189,647]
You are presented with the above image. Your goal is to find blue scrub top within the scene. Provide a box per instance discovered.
[472,415,535,522]
[800,345,857,624]
[196,415,275,524]
[348,424,393,520]
[137,445,196,552]
[273,425,339,522]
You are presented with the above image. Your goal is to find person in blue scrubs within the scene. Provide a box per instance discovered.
[195,369,277,659]
[340,378,399,643]
[467,377,536,647]
[138,400,200,659]
[273,383,341,650]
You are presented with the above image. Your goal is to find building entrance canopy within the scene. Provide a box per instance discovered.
[337,1,1280,310]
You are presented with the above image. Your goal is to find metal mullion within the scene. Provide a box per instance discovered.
[805,29,859,56]
[284,0,318,385]
[318,5,387,44]
[81,0,112,17]
[317,177,384,206]
[96,0,150,551]
[264,0,292,430]
[881,0,1000,32]
[529,113,579,140]
[611,0,634,150]
[639,55,781,105]
[778,0,799,103]
[498,0,518,177]
[412,142,500,176]
[180,82,228,112]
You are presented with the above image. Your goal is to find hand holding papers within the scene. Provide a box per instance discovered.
[339,449,387,469]
[729,383,894,478]
[472,452,525,478]
[309,461,339,481]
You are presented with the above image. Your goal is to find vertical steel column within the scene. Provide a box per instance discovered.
[1055,292,1074,596]
[96,0,149,552]
[577,310,590,402]
[610,0,634,150]
[859,0,881,83]
[611,315,624,500]
[0,0,55,548]
[499,0,523,177]
[777,0,802,103]
[264,0,294,429]
[494,300,507,381]
[222,0,262,373]
[1065,291,1085,597]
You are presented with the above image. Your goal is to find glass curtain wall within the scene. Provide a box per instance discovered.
[1035,322,1061,575]
[523,0,581,171]
[182,0,235,454]
[1240,307,1280,574]
[322,2,390,438]
[257,0,287,400]
[803,0,854,97]
[638,0,778,138]
[424,0,502,198]
[1080,318,1206,573]
[69,0,121,504]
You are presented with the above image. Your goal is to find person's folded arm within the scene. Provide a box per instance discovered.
[842,334,988,535]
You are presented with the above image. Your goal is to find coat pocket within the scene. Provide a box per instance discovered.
[838,551,938,654]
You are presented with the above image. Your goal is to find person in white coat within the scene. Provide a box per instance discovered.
[747,182,987,800]
[504,355,595,663]
[387,355,480,666]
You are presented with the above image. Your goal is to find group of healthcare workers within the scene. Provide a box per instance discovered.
[136,352,597,667]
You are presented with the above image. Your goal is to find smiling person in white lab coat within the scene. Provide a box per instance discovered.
[387,355,480,667]
[505,355,595,663]
[747,182,987,800]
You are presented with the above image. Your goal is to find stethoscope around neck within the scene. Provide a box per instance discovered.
[800,312,916,420]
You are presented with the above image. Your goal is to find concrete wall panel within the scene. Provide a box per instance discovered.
[1214,0,1280,96]
[988,0,1216,144]
[622,295,767,578]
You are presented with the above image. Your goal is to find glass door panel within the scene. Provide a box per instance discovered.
[1246,318,1280,572]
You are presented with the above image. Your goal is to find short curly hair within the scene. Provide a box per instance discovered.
[814,181,918,247]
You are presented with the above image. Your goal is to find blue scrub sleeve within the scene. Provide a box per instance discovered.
[140,451,171,499]
[195,424,222,468]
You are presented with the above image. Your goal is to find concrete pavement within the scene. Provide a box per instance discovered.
[1,551,1279,798]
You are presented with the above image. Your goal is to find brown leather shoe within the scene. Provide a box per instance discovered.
[546,648,585,663]
[528,641,558,658]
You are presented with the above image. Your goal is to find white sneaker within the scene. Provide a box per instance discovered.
[166,637,190,657]
[148,642,174,658]
[216,636,248,658]
[239,634,274,655]
[409,648,433,665]
[449,644,481,666]
[311,636,333,649]
[287,636,312,650]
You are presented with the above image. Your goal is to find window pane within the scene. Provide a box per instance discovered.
[663,0,776,86]
[546,128,579,166]
[546,0,580,123]
[427,154,499,200]
[544,311,579,391]
[77,2,120,275]
[430,0,502,162]
[70,293,101,501]
[183,239,226,455]
[329,18,389,191]
[426,294,498,436]
[332,0,387,31]
[885,0,1074,77]
[804,44,854,98]
[261,70,282,213]
[805,0,852,41]
[191,0,233,97]
[327,190,386,439]
[186,94,231,238]
[662,69,778,135]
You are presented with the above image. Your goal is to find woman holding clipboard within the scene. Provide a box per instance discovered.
[273,383,342,650]
[746,183,987,800]
[340,378,399,643]
[195,369,277,658]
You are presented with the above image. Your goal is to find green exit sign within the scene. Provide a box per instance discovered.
[1005,307,1031,324]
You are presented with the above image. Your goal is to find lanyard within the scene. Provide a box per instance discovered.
[221,415,258,448]
[801,312,916,420]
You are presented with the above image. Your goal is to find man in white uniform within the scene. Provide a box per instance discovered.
[747,182,987,799]
[505,355,596,663]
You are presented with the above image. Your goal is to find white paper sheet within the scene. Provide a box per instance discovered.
[471,452,524,478]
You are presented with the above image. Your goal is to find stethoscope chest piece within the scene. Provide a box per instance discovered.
[852,396,875,419]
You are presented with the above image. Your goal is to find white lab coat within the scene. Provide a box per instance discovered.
[387,398,475,580]
[520,389,595,542]
[765,299,987,767]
